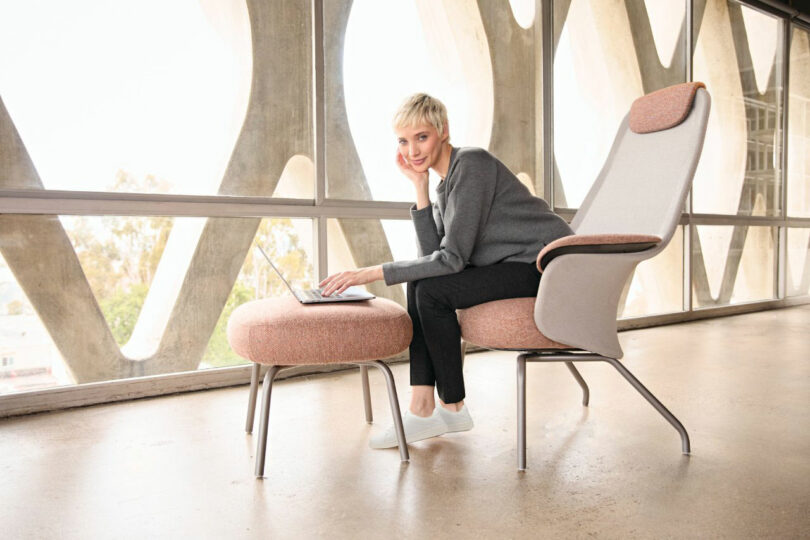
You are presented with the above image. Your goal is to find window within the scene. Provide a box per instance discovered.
[786,228,810,296]
[554,0,687,209]
[0,1,807,406]
[0,214,314,393]
[692,225,776,307]
[328,0,495,202]
[692,1,784,217]
[788,26,810,217]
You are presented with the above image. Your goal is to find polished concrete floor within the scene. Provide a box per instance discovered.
[2,306,809,539]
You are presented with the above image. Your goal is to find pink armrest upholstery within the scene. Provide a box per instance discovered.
[536,234,662,273]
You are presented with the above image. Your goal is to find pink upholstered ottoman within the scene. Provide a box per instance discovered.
[227,296,413,477]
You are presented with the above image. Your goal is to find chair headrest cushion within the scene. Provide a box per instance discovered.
[629,82,706,134]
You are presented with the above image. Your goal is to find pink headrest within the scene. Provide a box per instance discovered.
[629,82,706,134]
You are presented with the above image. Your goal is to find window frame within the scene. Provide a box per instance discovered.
[1,0,808,416]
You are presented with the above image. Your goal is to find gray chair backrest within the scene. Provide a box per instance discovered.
[569,89,711,255]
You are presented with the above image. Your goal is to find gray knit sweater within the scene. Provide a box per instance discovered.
[382,147,573,285]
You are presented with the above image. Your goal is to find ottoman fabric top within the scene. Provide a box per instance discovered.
[227,296,412,365]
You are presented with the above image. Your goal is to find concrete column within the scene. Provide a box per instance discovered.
[0,0,314,381]
[478,1,539,190]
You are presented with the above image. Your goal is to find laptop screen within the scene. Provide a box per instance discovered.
[255,245,297,296]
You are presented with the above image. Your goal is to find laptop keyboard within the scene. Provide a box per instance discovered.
[298,288,341,301]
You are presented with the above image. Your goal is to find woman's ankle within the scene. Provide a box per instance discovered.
[439,400,464,413]
[409,385,436,417]
[408,404,434,417]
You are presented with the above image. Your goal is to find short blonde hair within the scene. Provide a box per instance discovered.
[393,93,448,138]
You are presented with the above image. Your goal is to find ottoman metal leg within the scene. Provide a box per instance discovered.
[245,363,261,433]
[360,365,373,423]
[255,365,285,478]
[368,360,409,462]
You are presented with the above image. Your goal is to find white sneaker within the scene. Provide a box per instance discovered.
[369,409,447,449]
[436,404,474,433]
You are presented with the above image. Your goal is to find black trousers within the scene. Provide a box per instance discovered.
[407,262,541,404]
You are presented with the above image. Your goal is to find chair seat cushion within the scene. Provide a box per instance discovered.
[457,297,570,351]
[227,296,412,365]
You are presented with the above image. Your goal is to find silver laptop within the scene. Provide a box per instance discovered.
[255,245,375,304]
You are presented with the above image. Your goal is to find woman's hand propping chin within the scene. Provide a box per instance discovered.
[395,151,429,188]
[319,265,384,297]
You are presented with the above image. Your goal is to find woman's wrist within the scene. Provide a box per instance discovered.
[415,183,431,209]
[372,265,384,281]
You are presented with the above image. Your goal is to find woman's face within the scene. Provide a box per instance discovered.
[396,123,447,173]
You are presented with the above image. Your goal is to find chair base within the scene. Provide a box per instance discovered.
[246,361,409,478]
[516,351,690,471]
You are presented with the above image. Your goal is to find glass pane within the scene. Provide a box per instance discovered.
[620,227,684,318]
[203,218,315,368]
[327,1,542,201]
[788,26,810,217]
[692,1,784,216]
[0,1,314,198]
[786,228,810,297]
[553,0,686,209]
[692,225,776,307]
[0,251,68,394]
[326,218,416,305]
[0,214,313,394]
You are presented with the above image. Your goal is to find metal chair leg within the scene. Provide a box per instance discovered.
[245,363,261,433]
[606,358,691,454]
[369,360,409,462]
[517,355,527,471]
[255,365,284,478]
[564,361,590,406]
[360,365,373,423]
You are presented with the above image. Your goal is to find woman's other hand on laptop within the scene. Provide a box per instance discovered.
[320,265,384,297]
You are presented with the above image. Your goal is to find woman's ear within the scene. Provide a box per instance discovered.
[441,122,450,142]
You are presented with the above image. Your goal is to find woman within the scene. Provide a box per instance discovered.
[319,93,573,448]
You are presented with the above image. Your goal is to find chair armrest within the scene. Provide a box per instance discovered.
[534,251,651,359]
[536,234,661,273]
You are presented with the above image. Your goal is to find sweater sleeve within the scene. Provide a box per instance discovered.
[410,204,441,257]
[382,153,497,285]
